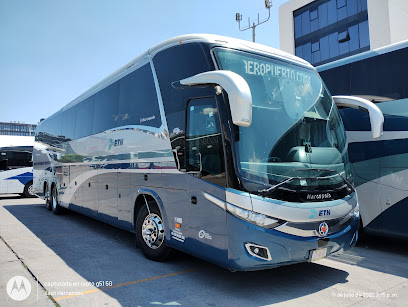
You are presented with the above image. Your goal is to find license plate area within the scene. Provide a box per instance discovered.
[310,248,327,262]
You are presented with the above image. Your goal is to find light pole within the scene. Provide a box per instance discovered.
[236,0,272,43]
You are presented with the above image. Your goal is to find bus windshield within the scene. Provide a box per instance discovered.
[214,48,352,195]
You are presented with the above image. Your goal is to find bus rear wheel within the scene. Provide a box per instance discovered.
[45,184,52,211]
[51,185,63,215]
[135,201,173,262]
[23,181,34,198]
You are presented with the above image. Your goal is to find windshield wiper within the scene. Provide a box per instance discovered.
[257,168,354,196]
[258,177,300,195]
[290,168,354,191]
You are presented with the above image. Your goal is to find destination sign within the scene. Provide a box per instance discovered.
[243,60,311,84]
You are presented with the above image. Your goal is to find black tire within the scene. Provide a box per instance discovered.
[357,219,366,244]
[135,201,173,262]
[23,181,34,198]
[45,184,52,211]
[51,184,64,215]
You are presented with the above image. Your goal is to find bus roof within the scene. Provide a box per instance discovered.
[0,136,34,148]
[317,39,408,72]
[42,34,312,123]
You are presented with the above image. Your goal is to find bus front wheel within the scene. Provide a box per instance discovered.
[135,201,173,262]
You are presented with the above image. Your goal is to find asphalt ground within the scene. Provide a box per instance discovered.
[0,195,407,307]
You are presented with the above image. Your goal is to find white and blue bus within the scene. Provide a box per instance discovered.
[318,40,408,241]
[0,140,34,197]
[33,34,382,271]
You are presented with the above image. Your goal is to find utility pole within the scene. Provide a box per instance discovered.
[236,1,272,43]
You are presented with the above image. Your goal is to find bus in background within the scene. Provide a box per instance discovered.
[0,136,34,197]
[33,34,382,271]
[318,40,408,240]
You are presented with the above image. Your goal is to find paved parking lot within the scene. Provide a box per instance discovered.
[0,195,407,307]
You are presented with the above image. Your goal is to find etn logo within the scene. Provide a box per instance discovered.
[319,209,331,216]
[108,138,124,150]
[114,139,124,146]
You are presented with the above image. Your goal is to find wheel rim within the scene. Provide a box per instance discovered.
[52,190,57,210]
[45,186,49,202]
[28,184,34,195]
[141,213,164,249]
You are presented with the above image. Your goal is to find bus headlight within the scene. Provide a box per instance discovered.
[226,203,285,229]
[348,203,360,218]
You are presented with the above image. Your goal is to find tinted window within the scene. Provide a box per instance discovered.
[347,0,358,16]
[318,3,328,28]
[311,18,319,33]
[339,40,350,55]
[293,0,369,66]
[302,42,312,63]
[294,15,302,39]
[313,49,321,63]
[338,0,346,7]
[75,97,95,139]
[359,20,370,48]
[118,63,161,128]
[320,36,330,61]
[301,11,310,36]
[329,33,339,58]
[48,114,62,139]
[93,82,119,134]
[327,0,337,25]
[361,0,367,11]
[337,6,347,21]
[39,114,63,146]
[319,46,408,102]
[349,24,359,51]
[153,43,213,171]
[61,105,77,140]
[186,97,225,186]
[0,147,32,168]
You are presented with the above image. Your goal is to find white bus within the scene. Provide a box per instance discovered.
[33,34,382,271]
[318,40,408,240]
[0,138,34,197]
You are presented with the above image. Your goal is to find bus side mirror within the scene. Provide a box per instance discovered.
[333,96,384,139]
[180,70,252,127]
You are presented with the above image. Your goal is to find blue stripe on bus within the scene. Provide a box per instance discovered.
[317,40,408,72]
[365,196,408,240]
[340,109,408,132]
[348,140,408,163]
[6,172,33,185]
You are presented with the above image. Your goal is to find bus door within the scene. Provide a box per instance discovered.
[183,96,228,262]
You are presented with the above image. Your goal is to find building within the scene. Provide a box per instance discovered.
[0,122,37,137]
[279,0,408,66]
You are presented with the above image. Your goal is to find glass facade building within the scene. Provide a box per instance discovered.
[294,0,370,66]
[0,122,37,136]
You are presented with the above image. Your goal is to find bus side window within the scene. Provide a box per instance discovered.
[186,97,226,186]
[0,159,7,171]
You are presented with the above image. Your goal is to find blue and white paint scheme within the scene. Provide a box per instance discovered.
[318,39,408,240]
[33,34,381,271]
[0,167,33,195]
[0,141,34,197]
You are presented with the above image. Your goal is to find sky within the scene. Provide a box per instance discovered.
[0,0,289,125]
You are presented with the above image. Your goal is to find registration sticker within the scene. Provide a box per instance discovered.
[310,248,327,262]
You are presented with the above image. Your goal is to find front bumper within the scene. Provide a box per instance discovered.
[225,212,359,271]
